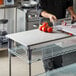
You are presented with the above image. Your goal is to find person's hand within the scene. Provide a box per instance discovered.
[49,14,57,23]
[71,13,76,20]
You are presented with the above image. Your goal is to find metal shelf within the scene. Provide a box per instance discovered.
[0,47,7,51]
[37,63,76,76]
[0,5,17,9]
[0,43,8,51]
[9,42,76,63]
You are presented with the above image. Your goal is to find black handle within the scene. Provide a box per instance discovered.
[0,19,8,24]
[71,19,76,24]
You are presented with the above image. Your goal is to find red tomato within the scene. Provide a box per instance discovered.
[42,22,48,27]
[39,26,43,31]
[45,22,48,25]
[43,23,46,27]
[47,27,53,33]
[42,27,47,32]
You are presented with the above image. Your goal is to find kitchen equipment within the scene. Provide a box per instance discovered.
[0,19,8,45]
[52,17,74,31]
[4,0,14,5]
[26,9,39,30]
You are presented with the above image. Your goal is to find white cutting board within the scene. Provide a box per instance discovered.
[56,24,76,35]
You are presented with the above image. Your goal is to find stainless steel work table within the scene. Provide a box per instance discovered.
[6,29,76,76]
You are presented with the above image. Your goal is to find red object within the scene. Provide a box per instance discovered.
[42,22,46,27]
[68,33,73,36]
[0,0,3,5]
[47,27,53,33]
[65,22,67,26]
[39,22,53,33]
[42,22,48,27]
[42,27,47,32]
[39,26,43,31]
[61,21,67,26]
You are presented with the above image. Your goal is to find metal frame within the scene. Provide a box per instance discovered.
[8,39,32,76]
[8,39,12,76]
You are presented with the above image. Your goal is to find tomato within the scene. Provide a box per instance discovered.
[42,22,48,27]
[39,26,43,31]
[42,27,47,32]
[45,22,48,25]
[47,27,53,33]
[39,22,53,33]
[43,23,47,27]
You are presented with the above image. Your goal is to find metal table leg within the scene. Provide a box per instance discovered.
[8,40,32,76]
[8,39,12,76]
[28,46,32,76]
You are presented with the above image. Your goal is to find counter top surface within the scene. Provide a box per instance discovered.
[6,29,72,47]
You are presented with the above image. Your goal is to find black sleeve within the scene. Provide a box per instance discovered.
[37,0,47,16]
[66,0,73,8]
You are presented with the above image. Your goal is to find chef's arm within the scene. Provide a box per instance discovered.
[68,6,76,20]
[38,0,57,22]
[41,11,57,22]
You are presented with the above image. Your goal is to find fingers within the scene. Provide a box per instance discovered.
[49,14,57,23]
[71,14,76,21]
